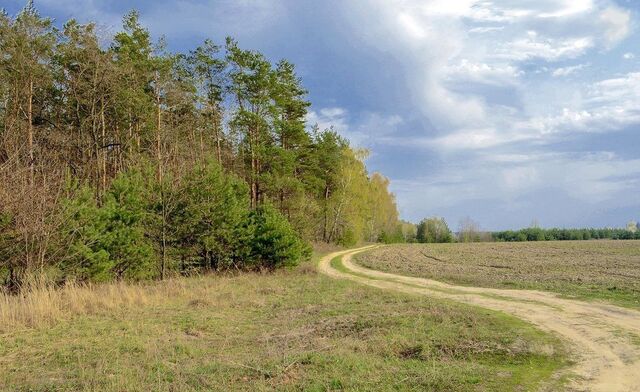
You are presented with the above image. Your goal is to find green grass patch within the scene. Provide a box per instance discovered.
[0,255,567,391]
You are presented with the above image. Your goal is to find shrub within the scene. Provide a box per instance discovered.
[338,229,358,247]
[61,171,156,282]
[249,204,311,269]
[171,160,252,272]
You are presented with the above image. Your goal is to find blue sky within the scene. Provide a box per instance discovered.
[7,0,640,229]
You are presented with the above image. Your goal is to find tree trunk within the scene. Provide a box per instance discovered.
[155,72,163,183]
[27,78,34,184]
[199,125,205,163]
[250,126,258,208]
[323,186,330,242]
[156,72,167,280]
[128,113,133,155]
[160,189,167,280]
[214,113,222,165]
[100,100,107,195]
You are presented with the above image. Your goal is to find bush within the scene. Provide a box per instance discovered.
[171,160,252,272]
[48,161,313,283]
[61,171,156,282]
[249,205,311,269]
[338,229,358,247]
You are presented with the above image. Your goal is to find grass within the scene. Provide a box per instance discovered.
[0,253,568,391]
[354,241,640,309]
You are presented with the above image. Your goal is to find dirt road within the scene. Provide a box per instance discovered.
[318,246,640,392]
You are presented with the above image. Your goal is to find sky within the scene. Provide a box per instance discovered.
[6,0,640,230]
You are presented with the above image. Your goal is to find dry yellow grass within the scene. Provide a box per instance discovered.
[0,245,346,332]
[0,275,190,331]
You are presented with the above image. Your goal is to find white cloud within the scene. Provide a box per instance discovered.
[445,59,523,85]
[469,26,504,34]
[421,70,640,151]
[522,72,640,136]
[499,33,593,62]
[420,0,477,17]
[397,12,428,39]
[341,0,633,138]
[623,52,635,60]
[466,4,533,23]
[538,0,594,18]
[599,6,632,46]
[35,0,122,33]
[588,72,640,103]
[30,0,290,44]
[348,113,404,148]
[551,63,589,77]
[425,128,527,150]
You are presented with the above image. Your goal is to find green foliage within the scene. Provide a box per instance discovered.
[416,217,453,243]
[62,172,156,282]
[0,211,18,287]
[364,173,400,242]
[0,5,402,289]
[378,226,406,244]
[171,160,252,272]
[338,229,358,247]
[249,204,311,269]
[59,161,310,281]
[493,227,640,242]
[398,220,417,243]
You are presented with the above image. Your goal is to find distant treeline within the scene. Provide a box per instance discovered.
[408,216,640,244]
[0,5,401,290]
[492,227,640,242]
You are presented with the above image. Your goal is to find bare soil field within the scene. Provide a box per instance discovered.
[354,241,640,308]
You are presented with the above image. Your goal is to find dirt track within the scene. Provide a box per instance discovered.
[318,246,640,392]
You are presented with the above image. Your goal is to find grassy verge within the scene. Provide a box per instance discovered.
[355,242,640,309]
[0,253,567,391]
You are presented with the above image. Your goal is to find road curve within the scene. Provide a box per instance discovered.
[318,246,640,392]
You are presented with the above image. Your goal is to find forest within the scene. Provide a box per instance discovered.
[492,227,640,242]
[0,4,402,290]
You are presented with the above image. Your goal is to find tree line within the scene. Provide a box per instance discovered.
[493,227,640,242]
[411,216,640,243]
[0,4,401,290]
[410,216,490,243]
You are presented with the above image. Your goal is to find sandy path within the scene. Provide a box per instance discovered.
[318,246,640,392]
